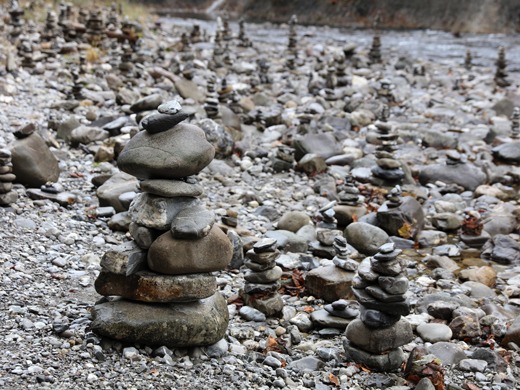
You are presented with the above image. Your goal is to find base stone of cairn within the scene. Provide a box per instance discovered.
[344,242,413,371]
[92,100,232,348]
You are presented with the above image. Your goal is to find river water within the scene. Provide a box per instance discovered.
[160,16,520,72]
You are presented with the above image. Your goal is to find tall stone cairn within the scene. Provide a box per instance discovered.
[494,46,510,87]
[344,242,413,371]
[511,106,520,139]
[91,100,233,348]
[464,48,472,70]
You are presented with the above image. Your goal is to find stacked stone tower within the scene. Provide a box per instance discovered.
[241,238,284,317]
[494,46,510,87]
[91,100,232,348]
[345,242,413,371]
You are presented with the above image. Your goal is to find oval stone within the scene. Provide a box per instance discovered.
[148,226,232,275]
[117,123,215,179]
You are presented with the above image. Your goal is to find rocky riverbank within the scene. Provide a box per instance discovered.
[1,3,520,390]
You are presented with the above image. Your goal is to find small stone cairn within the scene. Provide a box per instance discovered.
[464,48,472,70]
[8,0,24,42]
[460,208,490,249]
[511,106,520,139]
[494,46,510,87]
[85,8,104,46]
[238,19,252,47]
[241,238,284,317]
[335,53,350,87]
[286,15,298,69]
[257,58,270,84]
[0,148,18,206]
[91,100,233,348]
[204,73,220,119]
[345,242,413,371]
[376,185,424,239]
[42,10,59,42]
[368,16,382,65]
[370,110,404,184]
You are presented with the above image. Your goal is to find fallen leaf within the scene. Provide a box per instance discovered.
[303,306,314,313]
[398,222,413,239]
[328,373,340,387]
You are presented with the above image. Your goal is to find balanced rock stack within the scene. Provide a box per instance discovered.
[370,117,404,185]
[240,238,284,317]
[91,100,233,348]
[494,46,510,87]
[376,185,424,239]
[344,242,413,371]
[0,148,18,206]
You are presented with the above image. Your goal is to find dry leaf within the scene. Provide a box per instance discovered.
[398,222,413,239]
[303,307,314,313]
[328,373,340,387]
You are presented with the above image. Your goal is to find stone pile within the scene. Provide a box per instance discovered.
[465,48,472,70]
[91,100,233,348]
[42,10,59,42]
[18,39,34,69]
[238,19,252,47]
[495,46,510,87]
[257,58,270,84]
[86,8,104,46]
[286,15,298,69]
[8,0,24,42]
[0,148,18,206]
[370,114,404,184]
[241,238,284,317]
[460,209,490,249]
[511,106,520,139]
[345,242,413,371]
[368,31,382,65]
[335,53,349,86]
[334,178,367,227]
[311,298,359,332]
[376,185,424,239]
[204,73,220,119]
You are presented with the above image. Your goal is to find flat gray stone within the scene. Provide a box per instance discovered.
[95,270,216,303]
[171,205,215,239]
[91,293,228,348]
[140,179,203,198]
[118,123,215,180]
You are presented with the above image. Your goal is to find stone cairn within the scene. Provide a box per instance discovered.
[257,58,270,84]
[0,148,18,206]
[464,48,472,70]
[85,8,104,46]
[42,10,59,42]
[370,110,404,184]
[238,19,252,47]
[8,0,24,43]
[376,185,424,240]
[335,53,350,87]
[345,242,413,371]
[511,106,520,139]
[368,16,382,65]
[241,238,284,317]
[18,39,34,69]
[204,73,220,119]
[494,46,510,87]
[91,100,233,348]
[460,208,490,249]
[286,15,298,70]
